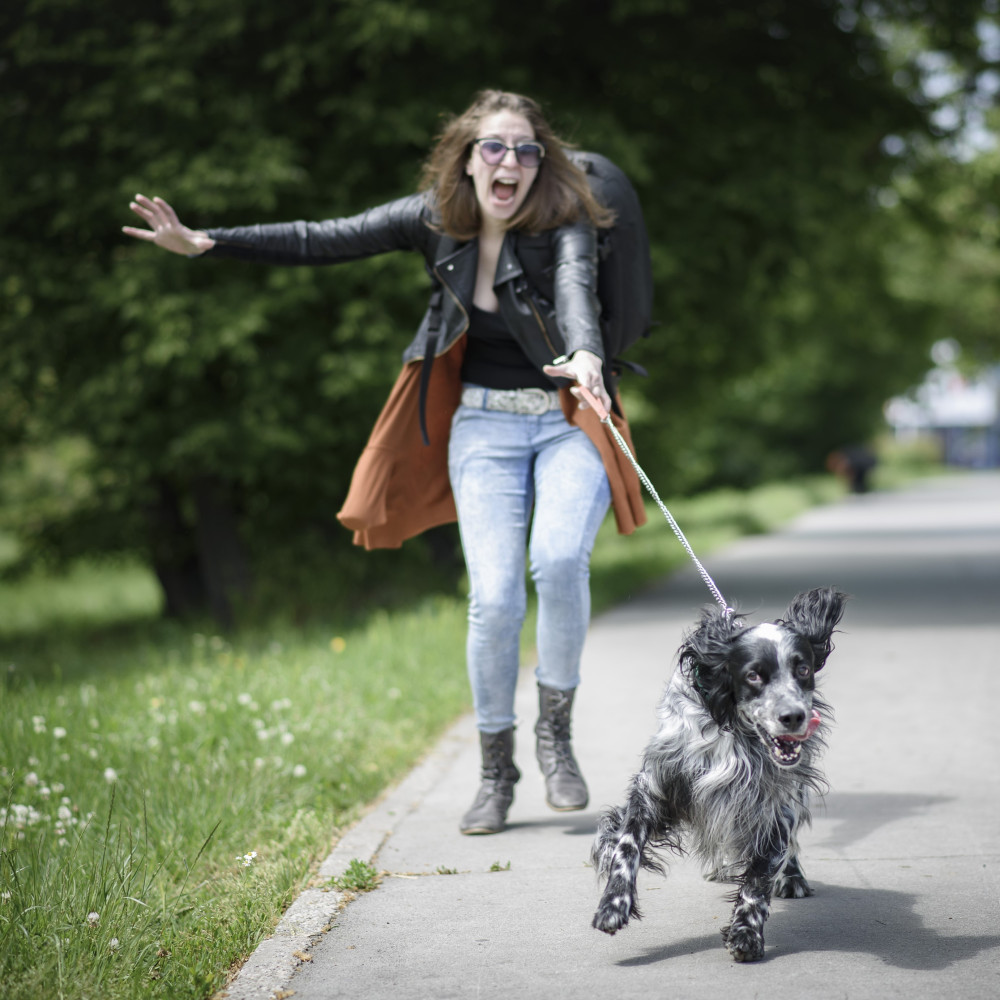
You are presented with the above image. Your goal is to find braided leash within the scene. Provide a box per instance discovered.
[576,386,735,619]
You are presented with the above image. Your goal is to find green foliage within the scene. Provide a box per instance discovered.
[0,0,993,616]
[0,594,470,999]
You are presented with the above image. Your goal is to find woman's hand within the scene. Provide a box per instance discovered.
[543,349,612,416]
[122,194,216,256]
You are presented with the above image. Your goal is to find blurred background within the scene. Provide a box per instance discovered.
[3,0,999,625]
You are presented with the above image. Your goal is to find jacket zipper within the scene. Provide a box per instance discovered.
[525,290,559,358]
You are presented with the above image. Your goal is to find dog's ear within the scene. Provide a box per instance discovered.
[678,604,743,725]
[782,588,849,670]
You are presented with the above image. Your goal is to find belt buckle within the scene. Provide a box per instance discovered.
[519,388,550,415]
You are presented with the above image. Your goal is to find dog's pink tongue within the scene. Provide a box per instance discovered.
[785,710,822,743]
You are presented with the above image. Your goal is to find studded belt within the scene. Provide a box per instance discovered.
[460,386,562,415]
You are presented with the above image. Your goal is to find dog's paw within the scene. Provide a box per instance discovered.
[774,872,814,899]
[592,893,633,935]
[720,922,765,963]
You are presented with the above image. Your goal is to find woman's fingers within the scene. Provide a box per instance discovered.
[122,194,214,255]
[153,196,182,227]
[542,351,612,414]
[121,225,158,242]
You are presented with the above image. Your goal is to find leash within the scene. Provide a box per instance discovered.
[576,385,735,619]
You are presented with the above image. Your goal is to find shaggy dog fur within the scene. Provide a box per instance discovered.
[591,587,848,962]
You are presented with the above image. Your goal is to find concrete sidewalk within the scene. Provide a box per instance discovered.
[224,473,1000,1000]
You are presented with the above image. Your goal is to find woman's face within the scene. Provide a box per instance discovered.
[465,110,540,233]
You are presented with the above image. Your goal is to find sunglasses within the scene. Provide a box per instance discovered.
[473,138,546,169]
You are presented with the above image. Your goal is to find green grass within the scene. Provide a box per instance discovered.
[0,471,855,999]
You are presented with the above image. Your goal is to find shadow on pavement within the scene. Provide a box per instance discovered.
[814,791,952,850]
[615,884,1000,971]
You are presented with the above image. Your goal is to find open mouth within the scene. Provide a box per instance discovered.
[758,710,821,767]
[492,178,518,202]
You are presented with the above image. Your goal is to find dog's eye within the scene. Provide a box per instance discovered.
[794,663,812,679]
[745,670,761,684]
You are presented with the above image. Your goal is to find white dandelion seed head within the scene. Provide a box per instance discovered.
[103,767,118,783]
[292,764,307,778]
[24,772,39,787]
[87,911,100,926]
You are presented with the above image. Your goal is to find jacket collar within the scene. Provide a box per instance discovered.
[493,234,524,287]
[433,232,524,305]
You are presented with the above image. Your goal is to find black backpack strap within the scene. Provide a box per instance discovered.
[418,287,444,447]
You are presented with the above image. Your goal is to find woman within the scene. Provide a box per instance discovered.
[123,89,645,835]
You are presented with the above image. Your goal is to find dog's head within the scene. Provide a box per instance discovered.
[678,587,848,767]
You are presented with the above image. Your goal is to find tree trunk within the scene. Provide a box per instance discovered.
[146,480,207,619]
[192,475,252,628]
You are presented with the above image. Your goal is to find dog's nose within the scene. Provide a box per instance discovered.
[778,709,806,732]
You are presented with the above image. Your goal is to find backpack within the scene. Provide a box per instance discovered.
[568,150,653,374]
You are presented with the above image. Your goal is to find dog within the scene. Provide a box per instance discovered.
[591,587,848,962]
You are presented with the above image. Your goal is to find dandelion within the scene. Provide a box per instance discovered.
[40,786,51,799]
[188,700,206,715]
[109,937,120,953]
[87,911,100,927]
[24,772,39,787]
[53,726,67,739]
[330,636,346,654]
[280,732,295,746]
[237,692,254,707]
[32,716,46,734]
[292,764,307,778]
[103,767,118,783]
[387,687,402,700]
[1,891,11,902]
[237,851,257,868]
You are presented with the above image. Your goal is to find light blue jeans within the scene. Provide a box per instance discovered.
[448,398,611,734]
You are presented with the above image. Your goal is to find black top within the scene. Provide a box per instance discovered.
[460,306,553,390]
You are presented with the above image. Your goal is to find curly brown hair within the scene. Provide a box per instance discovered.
[420,89,615,240]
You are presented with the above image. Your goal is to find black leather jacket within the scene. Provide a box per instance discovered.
[204,192,605,375]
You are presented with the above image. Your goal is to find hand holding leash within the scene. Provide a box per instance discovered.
[542,350,612,415]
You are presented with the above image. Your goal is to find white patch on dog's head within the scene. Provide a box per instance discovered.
[750,622,784,644]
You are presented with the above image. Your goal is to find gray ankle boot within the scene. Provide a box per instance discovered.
[460,728,521,835]
[535,684,588,811]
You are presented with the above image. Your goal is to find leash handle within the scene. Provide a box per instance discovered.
[576,384,610,421]
[574,384,733,617]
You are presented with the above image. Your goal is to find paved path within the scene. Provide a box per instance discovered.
[224,473,1000,1000]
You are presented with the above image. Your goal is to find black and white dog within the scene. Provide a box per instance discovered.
[592,587,848,962]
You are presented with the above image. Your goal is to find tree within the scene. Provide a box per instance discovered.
[1,0,994,619]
